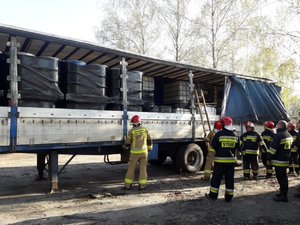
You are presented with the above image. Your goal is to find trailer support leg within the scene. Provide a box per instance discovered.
[49,151,59,193]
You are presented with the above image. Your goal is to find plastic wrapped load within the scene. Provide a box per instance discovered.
[18,52,64,108]
[106,68,144,111]
[0,53,9,106]
[60,60,110,110]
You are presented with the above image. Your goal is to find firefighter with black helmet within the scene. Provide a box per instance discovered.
[287,122,299,175]
[123,115,152,190]
[261,121,275,178]
[206,117,239,202]
[240,121,266,180]
[267,120,293,202]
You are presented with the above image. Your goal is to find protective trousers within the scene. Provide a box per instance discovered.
[125,152,148,189]
[275,166,288,196]
[208,162,235,202]
[261,152,273,177]
[203,149,215,178]
[243,154,259,177]
[288,152,299,174]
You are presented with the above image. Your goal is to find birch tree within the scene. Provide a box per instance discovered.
[95,0,160,55]
[192,0,264,69]
[156,0,198,62]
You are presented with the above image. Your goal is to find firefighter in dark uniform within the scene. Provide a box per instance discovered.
[287,122,299,175]
[123,115,152,190]
[240,121,267,180]
[202,120,222,180]
[293,120,300,197]
[267,120,293,202]
[261,121,275,178]
[206,117,239,202]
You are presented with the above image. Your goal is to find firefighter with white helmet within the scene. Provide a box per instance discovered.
[123,115,152,190]
[261,121,275,178]
[240,121,267,180]
[206,117,239,202]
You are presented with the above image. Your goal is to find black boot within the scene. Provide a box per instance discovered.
[205,193,217,200]
[273,194,288,202]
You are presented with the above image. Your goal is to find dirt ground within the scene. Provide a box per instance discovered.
[0,153,300,225]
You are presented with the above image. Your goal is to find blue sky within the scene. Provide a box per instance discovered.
[0,0,101,41]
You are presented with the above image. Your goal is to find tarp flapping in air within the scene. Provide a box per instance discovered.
[221,76,290,123]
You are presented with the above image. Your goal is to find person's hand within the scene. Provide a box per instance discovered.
[266,160,271,166]
[122,144,129,150]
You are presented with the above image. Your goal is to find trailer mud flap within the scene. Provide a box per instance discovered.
[148,144,158,160]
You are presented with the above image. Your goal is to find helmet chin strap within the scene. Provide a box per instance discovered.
[132,122,141,126]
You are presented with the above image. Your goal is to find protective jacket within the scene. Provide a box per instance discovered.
[211,128,239,163]
[292,131,300,154]
[203,129,218,178]
[267,128,293,167]
[289,129,298,153]
[261,128,275,150]
[240,130,266,155]
[125,126,152,154]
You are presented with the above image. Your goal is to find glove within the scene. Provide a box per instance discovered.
[266,160,271,166]
[122,144,129,150]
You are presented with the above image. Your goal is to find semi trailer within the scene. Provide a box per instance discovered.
[0,24,289,191]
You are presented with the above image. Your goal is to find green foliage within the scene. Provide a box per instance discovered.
[281,88,300,117]
[245,47,298,87]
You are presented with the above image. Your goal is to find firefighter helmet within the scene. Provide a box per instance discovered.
[287,122,295,130]
[220,117,234,131]
[131,115,142,125]
[264,121,275,129]
[221,117,233,126]
[244,121,254,128]
[277,120,288,129]
[214,121,222,131]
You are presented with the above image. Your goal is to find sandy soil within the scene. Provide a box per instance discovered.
[0,153,300,225]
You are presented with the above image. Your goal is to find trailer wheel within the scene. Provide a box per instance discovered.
[149,151,168,166]
[176,143,203,173]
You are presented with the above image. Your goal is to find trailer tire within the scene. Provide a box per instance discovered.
[149,152,167,166]
[176,143,203,173]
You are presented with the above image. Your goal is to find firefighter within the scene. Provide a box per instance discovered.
[261,121,275,178]
[287,122,299,175]
[292,120,300,174]
[202,120,222,180]
[123,115,152,190]
[205,117,239,202]
[267,120,293,202]
[240,121,267,180]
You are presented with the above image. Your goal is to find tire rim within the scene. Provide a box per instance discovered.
[187,150,200,166]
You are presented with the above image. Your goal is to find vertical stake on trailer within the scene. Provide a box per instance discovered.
[120,58,129,162]
[6,36,20,152]
[121,57,128,137]
[188,71,196,140]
